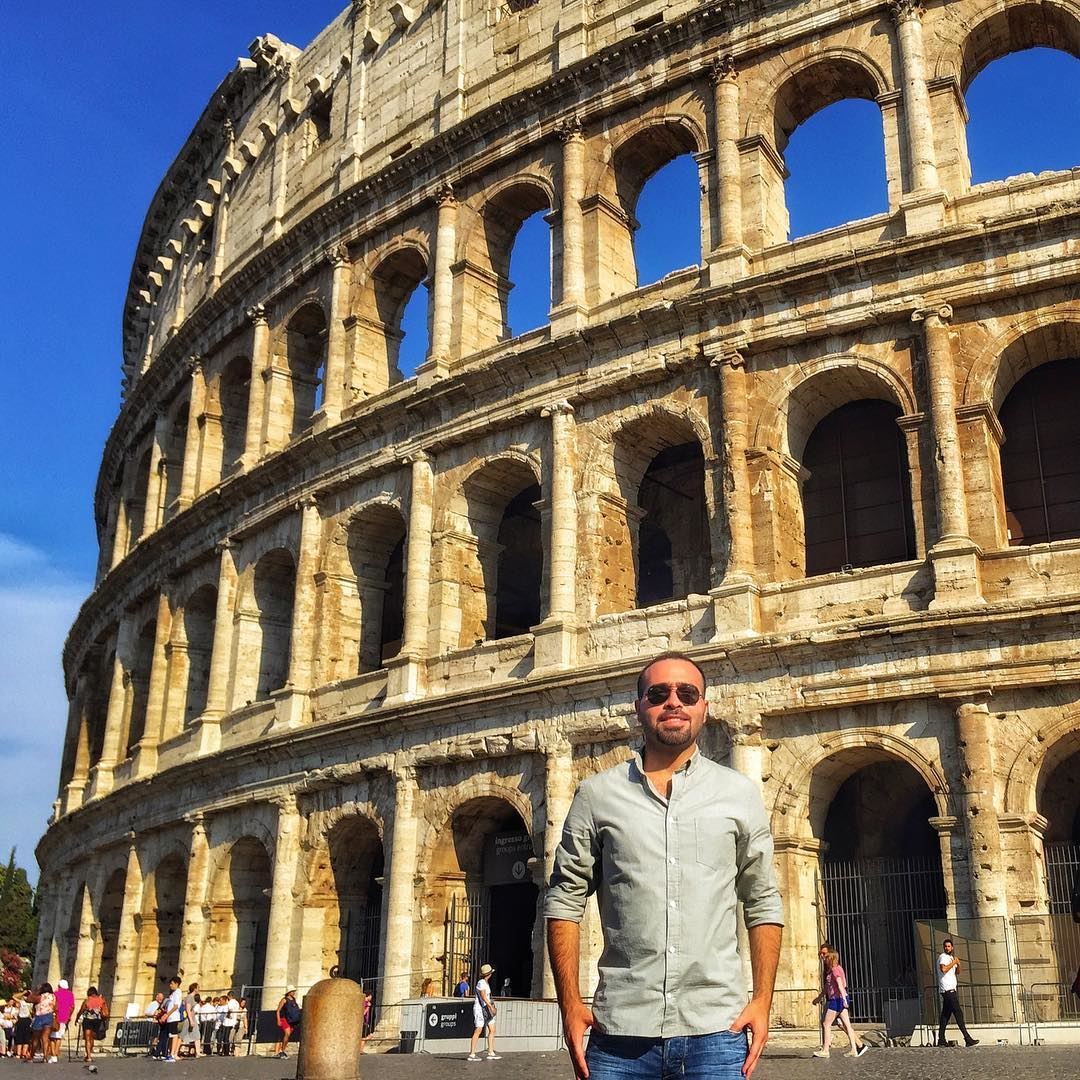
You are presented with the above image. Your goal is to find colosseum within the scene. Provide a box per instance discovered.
[35,0,1080,1044]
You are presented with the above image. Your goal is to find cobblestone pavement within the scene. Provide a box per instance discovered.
[22,1045,1080,1079]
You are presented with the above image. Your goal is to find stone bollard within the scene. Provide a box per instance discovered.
[296,978,366,1080]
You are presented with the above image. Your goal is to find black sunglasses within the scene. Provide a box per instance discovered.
[643,682,702,706]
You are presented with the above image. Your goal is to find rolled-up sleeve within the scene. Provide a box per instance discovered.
[543,784,598,924]
[735,783,785,927]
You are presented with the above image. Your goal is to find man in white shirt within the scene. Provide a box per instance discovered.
[937,939,979,1047]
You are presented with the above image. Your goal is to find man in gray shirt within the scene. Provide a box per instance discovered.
[544,652,784,1079]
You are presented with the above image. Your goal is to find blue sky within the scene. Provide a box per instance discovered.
[3,1,1078,883]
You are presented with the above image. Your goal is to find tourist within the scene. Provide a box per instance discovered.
[197,994,217,1056]
[28,982,56,1063]
[51,978,75,1063]
[466,962,499,1061]
[359,990,373,1053]
[219,991,240,1056]
[812,947,867,1058]
[12,991,32,1060]
[179,983,201,1057]
[0,998,13,1056]
[454,973,470,997]
[274,987,301,1059]
[75,985,109,1064]
[419,978,435,998]
[157,975,183,1062]
[545,652,785,1080]
[810,942,834,1044]
[937,938,979,1047]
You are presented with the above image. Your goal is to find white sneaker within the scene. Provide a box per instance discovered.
[812,1049,830,1058]
[487,1053,502,1060]
[48,1057,58,1064]
[467,1054,481,1061]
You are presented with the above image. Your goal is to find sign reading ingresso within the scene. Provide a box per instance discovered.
[484,830,534,886]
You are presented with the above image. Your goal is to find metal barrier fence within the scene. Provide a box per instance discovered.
[1025,981,1080,1042]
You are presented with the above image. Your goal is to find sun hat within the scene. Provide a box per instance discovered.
[480,964,494,976]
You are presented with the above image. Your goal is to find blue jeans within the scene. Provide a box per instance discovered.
[585,1030,748,1080]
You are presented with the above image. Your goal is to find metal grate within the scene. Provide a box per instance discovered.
[444,888,490,995]
[1045,842,1080,985]
[821,854,946,1022]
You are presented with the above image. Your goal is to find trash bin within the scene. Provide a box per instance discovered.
[399,1030,418,1053]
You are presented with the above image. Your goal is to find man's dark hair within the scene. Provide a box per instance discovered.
[636,651,707,699]
[942,938,953,947]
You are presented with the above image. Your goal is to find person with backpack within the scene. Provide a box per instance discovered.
[75,986,109,1064]
[274,988,302,1059]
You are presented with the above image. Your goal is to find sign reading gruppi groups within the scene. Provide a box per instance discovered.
[483,830,535,886]
[424,1001,477,1039]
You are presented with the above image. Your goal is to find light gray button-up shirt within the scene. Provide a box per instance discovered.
[543,747,784,1038]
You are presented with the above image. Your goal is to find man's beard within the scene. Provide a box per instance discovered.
[654,723,694,746]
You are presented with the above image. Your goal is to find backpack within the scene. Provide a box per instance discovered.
[283,999,301,1025]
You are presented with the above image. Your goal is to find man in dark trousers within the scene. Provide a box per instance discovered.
[937,939,979,1047]
[545,651,784,1080]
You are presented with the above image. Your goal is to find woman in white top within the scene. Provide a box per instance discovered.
[467,963,500,1062]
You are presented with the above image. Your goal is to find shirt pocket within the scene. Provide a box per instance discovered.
[695,814,736,870]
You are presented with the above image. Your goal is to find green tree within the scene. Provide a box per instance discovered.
[0,849,38,960]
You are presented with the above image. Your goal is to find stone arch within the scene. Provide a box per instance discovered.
[125,614,158,758]
[203,834,273,992]
[354,239,430,393]
[322,500,408,679]
[271,301,327,445]
[135,850,187,999]
[459,176,554,350]
[125,445,153,549]
[438,453,544,647]
[161,396,190,519]
[1003,705,1080,818]
[753,354,916,460]
[771,731,951,841]
[179,582,217,724]
[243,547,295,700]
[587,403,715,614]
[418,779,538,995]
[306,812,386,983]
[91,865,128,1000]
[960,313,1080,412]
[217,354,251,475]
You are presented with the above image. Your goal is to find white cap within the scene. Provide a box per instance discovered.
[58,980,69,990]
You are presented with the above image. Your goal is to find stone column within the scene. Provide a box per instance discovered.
[287,498,322,693]
[540,735,575,997]
[242,304,270,467]
[552,118,586,331]
[32,884,59,985]
[142,411,171,538]
[179,814,211,979]
[60,673,92,814]
[263,794,302,999]
[533,403,578,671]
[317,243,351,426]
[71,885,96,994]
[387,454,433,701]
[913,304,982,607]
[706,56,749,282]
[178,356,207,508]
[418,184,456,385]
[132,588,173,777]
[110,839,144,1005]
[89,615,136,798]
[705,344,761,636]
[890,0,947,231]
[109,497,130,570]
[198,540,237,754]
[380,764,419,1009]
[729,728,763,789]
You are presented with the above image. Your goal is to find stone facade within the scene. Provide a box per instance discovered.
[38,0,1080,1034]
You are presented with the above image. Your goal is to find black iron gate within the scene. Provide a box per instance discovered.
[821,854,946,1022]
[1045,842,1080,989]
[444,889,489,995]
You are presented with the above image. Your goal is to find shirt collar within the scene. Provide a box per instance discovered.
[630,744,703,778]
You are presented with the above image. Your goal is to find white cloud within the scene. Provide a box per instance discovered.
[0,538,88,884]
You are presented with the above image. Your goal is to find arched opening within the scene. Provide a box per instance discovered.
[784,99,888,238]
[253,549,295,699]
[183,584,217,723]
[162,399,190,516]
[770,59,885,243]
[611,122,701,290]
[603,415,709,613]
[999,358,1080,546]
[506,211,551,336]
[1037,736,1080,989]
[364,248,429,388]
[93,868,126,1000]
[206,837,272,992]
[474,184,552,348]
[219,356,251,474]
[961,5,1080,185]
[345,506,407,673]
[802,400,915,576]
[135,854,186,1001]
[126,447,153,549]
[280,304,327,441]
[312,818,384,984]
[64,884,89,985]
[457,459,543,645]
[126,617,157,756]
[634,154,701,284]
[83,633,114,773]
[811,751,946,1021]
[427,798,538,996]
